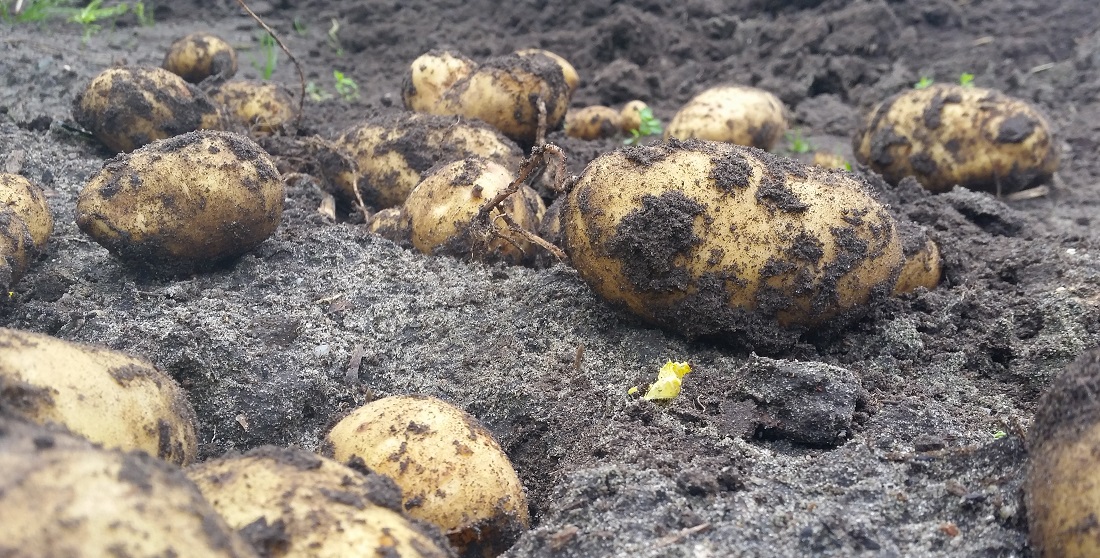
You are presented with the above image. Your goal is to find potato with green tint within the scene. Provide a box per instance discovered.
[332,112,523,208]
[852,83,1058,193]
[210,80,294,136]
[76,130,284,271]
[0,327,198,465]
[665,85,788,150]
[326,395,529,558]
[162,32,239,83]
[562,139,904,349]
[403,50,478,113]
[73,66,224,153]
[188,447,453,558]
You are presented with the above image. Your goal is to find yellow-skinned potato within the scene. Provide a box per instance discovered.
[620,100,651,134]
[76,130,284,271]
[853,83,1058,193]
[73,66,224,153]
[332,113,523,208]
[326,395,529,558]
[405,157,545,265]
[403,50,478,113]
[367,206,412,244]
[0,327,198,465]
[562,139,904,346]
[162,32,239,83]
[0,414,257,558]
[892,225,941,295]
[0,209,33,289]
[515,49,579,94]
[665,85,788,150]
[210,80,294,136]
[565,106,622,140]
[0,173,52,251]
[188,447,453,558]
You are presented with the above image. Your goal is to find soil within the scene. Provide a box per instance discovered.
[2,0,1100,556]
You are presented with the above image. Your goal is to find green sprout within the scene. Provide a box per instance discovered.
[1,0,69,22]
[69,0,130,41]
[253,32,278,80]
[305,81,331,102]
[959,72,975,87]
[327,18,344,56]
[132,0,152,26]
[623,107,662,146]
[333,70,359,101]
[292,17,306,35]
[786,129,812,154]
[843,160,853,172]
[914,76,934,89]
[992,430,1007,440]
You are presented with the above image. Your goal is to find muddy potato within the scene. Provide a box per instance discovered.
[565,106,622,140]
[0,414,257,558]
[853,83,1058,193]
[562,139,904,348]
[188,447,453,558]
[162,32,238,83]
[514,48,579,94]
[0,173,52,251]
[665,85,788,150]
[210,80,294,135]
[405,157,545,265]
[332,112,523,208]
[403,50,478,113]
[367,206,412,244]
[0,327,198,465]
[76,130,284,270]
[326,395,529,558]
[0,209,32,289]
[892,222,941,295]
[73,66,224,153]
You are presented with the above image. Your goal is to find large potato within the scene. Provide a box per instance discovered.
[562,139,904,348]
[403,50,478,113]
[332,112,523,208]
[0,173,52,251]
[76,130,284,270]
[665,85,788,150]
[0,327,197,465]
[73,66,224,153]
[326,395,529,558]
[188,446,453,558]
[209,80,294,136]
[853,83,1059,193]
[405,157,545,265]
[0,413,257,558]
[162,32,239,83]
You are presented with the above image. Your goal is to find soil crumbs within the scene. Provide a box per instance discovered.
[3,0,1100,556]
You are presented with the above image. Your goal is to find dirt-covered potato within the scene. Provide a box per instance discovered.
[620,100,650,134]
[326,395,529,558]
[565,106,622,140]
[367,206,412,244]
[665,85,788,150]
[76,130,284,271]
[892,223,941,295]
[210,80,294,135]
[0,413,257,558]
[0,173,52,251]
[561,139,904,348]
[852,83,1059,194]
[188,446,453,558]
[515,48,579,94]
[162,32,239,84]
[1027,349,1100,557]
[403,50,478,113]
[332,112,523,208]
[405,157,545,265]
[73,66,224,153]
[0,327,198,465]
[404,52,571,144]
[0,209,32,289]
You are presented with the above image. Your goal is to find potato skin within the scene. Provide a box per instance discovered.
[565,106,622,140]
[162,32,238,84]
[332,112,523,208]
[853,84,1058,193]
[325,395,529,558]
[0,173,52,251]
[514,48,579,94]
[188,446,453,558]
[367,206,412,244]
[209,80,294,136]
[0,206,33,289]
[892,231,941,295]
[665,85,788,150]
[0,327,198,465]
[76,130,284,270]
[73,66,224,153]
[562,139,903,347]
[403,50,478,113]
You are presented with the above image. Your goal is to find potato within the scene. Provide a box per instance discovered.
[210,80,294,136]
[73,66,224,153]
[561,139,904,347]
[1027,349,1100,557]
[514,48,579,94]
[0,173,52,251]
[367,206,412,244]
[405,52,571,144]
[332,112,523,208]
[565,106,622,140]
[405,157,545,265]
[0,327,198,465]
[403,50,478,113]
[0,413,257,558]
[325,395,529,558]
[0,208,33,289]
[812,151,850,171]
[852,83,1059,193]
[665,85,788,150]
[620,100,650,134]
[891,224,941,295]
[76,130,284,271]
[162,32,239,84]
[188,446,453,558]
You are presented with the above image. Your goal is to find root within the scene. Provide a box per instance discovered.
[235,0,306,131]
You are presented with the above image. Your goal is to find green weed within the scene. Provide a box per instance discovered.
[333,70,358,101]
[623,106,662,146]
[785,129,812,154]
[959,72,975,87]
[914,76,934,89]
[253,32,278,80]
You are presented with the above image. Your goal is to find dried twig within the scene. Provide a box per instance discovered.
[235,0,306,131]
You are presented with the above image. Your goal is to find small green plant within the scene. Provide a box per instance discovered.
[786,129,812,154]
[333,70,359,101]
[993,430,1007,440]
[623,107,662,146]
[132,0,152,26]
[914,76,934,89]
[305,81,331,102]
[959,72,975,87]
[69,0,130,41]
[292,17,306,35]
[327,18,344,56]
[253,32,278,80]
[1,0,68,22]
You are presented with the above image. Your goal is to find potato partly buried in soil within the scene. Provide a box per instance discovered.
[162,32,239,84]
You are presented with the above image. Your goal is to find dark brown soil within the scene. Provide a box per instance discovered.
[3,0,1100,556]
